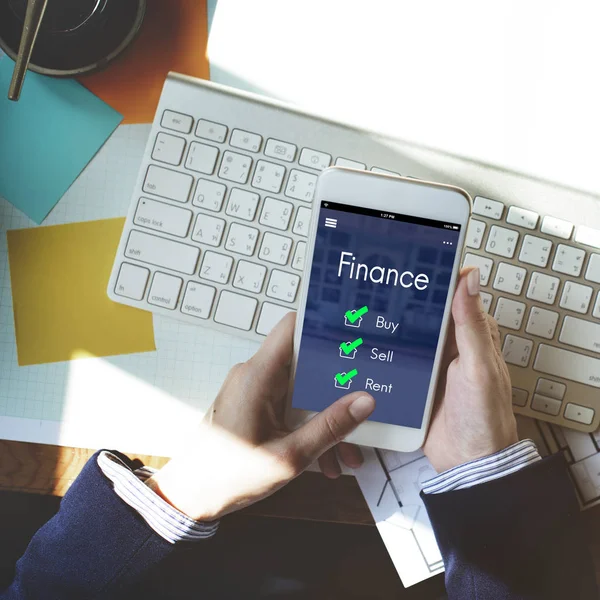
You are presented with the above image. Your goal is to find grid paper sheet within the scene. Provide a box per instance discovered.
[0,125,259,456]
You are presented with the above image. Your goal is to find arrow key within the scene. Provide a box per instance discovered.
[507,206,539,229]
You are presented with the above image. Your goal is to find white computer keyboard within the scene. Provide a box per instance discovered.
[108,73,600,434]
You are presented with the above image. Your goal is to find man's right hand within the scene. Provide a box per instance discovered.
[424,267,518,473]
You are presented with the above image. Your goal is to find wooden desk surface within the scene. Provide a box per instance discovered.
[0,440,372,524]
[2,439,600,586]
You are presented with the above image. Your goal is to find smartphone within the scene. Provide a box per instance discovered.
[286,168,471,452]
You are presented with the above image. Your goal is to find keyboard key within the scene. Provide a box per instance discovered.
[462,254,493,286]
[531,394,562,417]
[485,225,519,258]
[225,223,259,256]
[266,270,300,303]
[559,315,600,354]
[552,244,585,276]
[191,213,226,247]
[559,281,593,314]
[594,292,600,319]
[575,225,600,249]
[230,129,262,152]
[502,334,533,366]
[292,206,312,237]
[292,241,306,271]
[535,378,566,400]
[134,198,192,238]
[125,230,199,274]
[371,167,400,176]
[285,169,317,202]
[259,197,293,231]
[565,428,598,461]
[494,297,526,330]
[525,307,559,340]
[511,387,528,407]
[143,165,193,203]
[572,454,600,501]
[219,151,252,183]
[148,272,183,310]
[256,302,295,336]
[506,206,539,229]
[214,290,258,331]
[185,142,219,174]
[233,260,267,293]
[193,179,226,212]
[181,282,215,319]
[541,216,573,239]
[585,253,600,283]
[518,235,552,268]
[473,196,504,220]
[264,139,297,162]
[299,148,331,170]
[493,262,526,295]
[161,110,193,134]
[114,263,150,301]
[534,344,600,389]
[195,119,227,143]
[465,219,486,249]
[335,157,366,170]
[526,272,560,305]
[564,403,595,426]
[252,160,286,193]
[259,232,292,265]
[480,291,493,313]
[200,251,233,284]
[152,132,186,165]
[225,188,259,221]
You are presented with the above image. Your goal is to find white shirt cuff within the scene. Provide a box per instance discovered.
[422,439,542,494]
[97,451,218,544]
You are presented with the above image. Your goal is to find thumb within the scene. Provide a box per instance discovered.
[452,267,493,365]
[278,392,375,471]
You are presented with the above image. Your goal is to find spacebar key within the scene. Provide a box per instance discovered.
[534,344,600,388]
[125,230,199,274]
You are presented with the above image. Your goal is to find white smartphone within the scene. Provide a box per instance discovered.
[286,168,471,452]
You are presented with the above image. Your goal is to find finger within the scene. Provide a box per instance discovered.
[442,315,458,364]
[202,401,216,425]
[250,311,296,375]
[452,267,494,365]
[486,313,502,354]
[337,442,364,469]
[318,448,341,479]
[278,392,375,472]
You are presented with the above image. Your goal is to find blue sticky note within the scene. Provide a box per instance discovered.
[0,55,122,223]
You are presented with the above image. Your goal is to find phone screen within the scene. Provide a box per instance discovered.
[292,200,462,429]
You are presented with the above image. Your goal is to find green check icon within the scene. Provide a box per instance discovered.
[340,338,363,355]
[345,305,369,324]
[335,369,358,386]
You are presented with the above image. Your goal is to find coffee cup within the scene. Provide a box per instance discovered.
[0,0,146,79]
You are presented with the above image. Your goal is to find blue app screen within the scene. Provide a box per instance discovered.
[292,201,462,429]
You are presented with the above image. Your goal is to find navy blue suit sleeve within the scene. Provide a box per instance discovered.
[422,453,598,599]
[0,451,177,600]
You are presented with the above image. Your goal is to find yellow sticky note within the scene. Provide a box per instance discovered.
[7,218,156,366]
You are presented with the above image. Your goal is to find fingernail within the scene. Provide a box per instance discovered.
[324,464,341,479]
[467,268,480,296]
[349,395,375,421]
